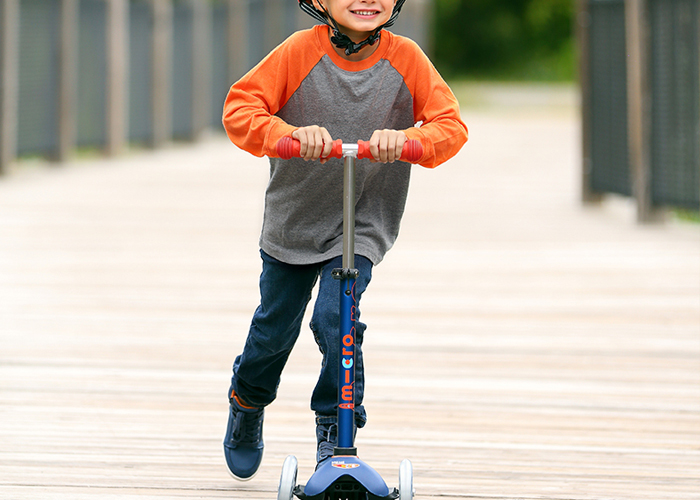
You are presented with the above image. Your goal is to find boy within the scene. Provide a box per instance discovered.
[222,0,467,480]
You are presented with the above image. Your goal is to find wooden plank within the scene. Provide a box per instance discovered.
[0,102,699,500]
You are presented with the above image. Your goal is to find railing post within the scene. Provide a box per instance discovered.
[192,0,211,139]
[59,0,79,161]
[228,0,249,83]
[295,0,308,31]
[106,0,129,156]
[420,0,435,56]
[0,0,19,175]
[577,0,602,204]
[626,0,660,222]
[264,0,284,53]
[152,0,173,147]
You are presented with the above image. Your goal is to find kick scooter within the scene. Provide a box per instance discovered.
[274,136,423,500]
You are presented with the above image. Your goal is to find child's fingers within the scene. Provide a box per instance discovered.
[291,128,313,159]
[291,126,332,161]
[394,133,407,161]
[319,129,334,163]
[385,133,406,163]
[369,130,407,163]
[370,131,391,163]
[368,130,381,162]
[306,129,325,161]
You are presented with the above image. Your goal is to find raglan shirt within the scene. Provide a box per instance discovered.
[223,25,468,265]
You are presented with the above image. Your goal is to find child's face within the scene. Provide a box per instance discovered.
[315,0,396,42]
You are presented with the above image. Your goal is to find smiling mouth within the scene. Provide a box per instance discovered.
[352,10,380,16]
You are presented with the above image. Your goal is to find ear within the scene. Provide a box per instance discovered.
[312,0,325,11]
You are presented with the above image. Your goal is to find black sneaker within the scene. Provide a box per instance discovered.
[223,395,264,480]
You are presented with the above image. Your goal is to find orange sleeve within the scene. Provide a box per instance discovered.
[222,29,323,158]
[387,36,468,169]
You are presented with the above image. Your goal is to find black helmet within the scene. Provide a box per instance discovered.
[298,0,406,55]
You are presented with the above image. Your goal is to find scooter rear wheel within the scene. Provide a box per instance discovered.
[277,455,298,500]
[398,459,413,500]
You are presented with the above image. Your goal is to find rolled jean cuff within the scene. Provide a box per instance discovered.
[315,408,367,429]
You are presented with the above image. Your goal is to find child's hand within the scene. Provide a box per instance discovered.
[292,126,334,164]
[368,129,408,163]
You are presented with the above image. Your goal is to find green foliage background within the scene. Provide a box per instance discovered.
[433,0,576,81]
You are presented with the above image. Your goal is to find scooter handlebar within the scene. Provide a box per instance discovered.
[276,137,423,163]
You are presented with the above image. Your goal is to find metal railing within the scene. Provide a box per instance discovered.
[0,0,432,174]
[578,0,700,219]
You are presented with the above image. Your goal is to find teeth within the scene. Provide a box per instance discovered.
[353,10,377,15]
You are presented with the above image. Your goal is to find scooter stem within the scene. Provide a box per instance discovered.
[342,151,356,270]
[336,147,358,451]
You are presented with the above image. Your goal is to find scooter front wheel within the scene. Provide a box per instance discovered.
[277,455,298,500]
[398,459,414,500]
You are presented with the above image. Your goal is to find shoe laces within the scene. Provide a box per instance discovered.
[232,407,264,444]
[317,423,337,463]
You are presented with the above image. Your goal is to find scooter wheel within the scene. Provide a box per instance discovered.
[277,455,298,500]
[398,459,414,500]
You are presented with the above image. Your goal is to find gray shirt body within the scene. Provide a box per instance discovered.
[262,55,415,266]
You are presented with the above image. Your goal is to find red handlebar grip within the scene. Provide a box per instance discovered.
[329,139,343,158]
[401,140,423,163]
[276,136,299,159]
[357,139,423,163]
[276,137,422,162]
[356,141,372,160]
[276,137,344,159]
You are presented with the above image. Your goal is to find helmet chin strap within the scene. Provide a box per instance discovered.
[299,0,382,56]
[330,28,381,56]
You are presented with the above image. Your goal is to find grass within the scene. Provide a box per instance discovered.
[437,39,578,84]
[673,209,700,224]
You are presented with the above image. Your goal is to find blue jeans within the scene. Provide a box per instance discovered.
[229,250,373,427]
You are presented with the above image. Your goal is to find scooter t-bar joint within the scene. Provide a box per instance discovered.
[331,268,359,280]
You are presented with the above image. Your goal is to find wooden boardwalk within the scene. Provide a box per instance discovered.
[1,96,699,499]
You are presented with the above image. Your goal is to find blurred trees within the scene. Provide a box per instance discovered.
[433,0,576,80]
